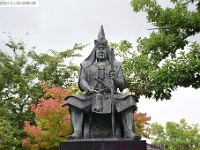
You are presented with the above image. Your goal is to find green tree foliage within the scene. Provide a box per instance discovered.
[111,0,200,100]
[150,119,200,150]
[0,117,20,150]
[0,35,84,149]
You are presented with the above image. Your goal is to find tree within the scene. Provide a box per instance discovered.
[22,84,73,150]
[0,35,84,149]
[110,0,200,100]
[150,119,200,149]
[134,111,151,138]
[0,117,20,150]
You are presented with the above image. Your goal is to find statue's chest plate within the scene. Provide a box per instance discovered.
[98,66,105,80]
[87,63,111,85]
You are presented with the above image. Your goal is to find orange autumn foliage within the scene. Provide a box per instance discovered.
[134,111,151,138]
[22,84,72,150]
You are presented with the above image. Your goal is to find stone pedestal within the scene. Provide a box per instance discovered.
[60,139,147,150]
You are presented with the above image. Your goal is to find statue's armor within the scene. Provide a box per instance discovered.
[95,65,105,89]
[63,60,138,114]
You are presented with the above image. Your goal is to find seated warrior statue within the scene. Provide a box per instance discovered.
[63,26,141,140]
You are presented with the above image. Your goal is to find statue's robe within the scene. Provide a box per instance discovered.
[63,60,138,114]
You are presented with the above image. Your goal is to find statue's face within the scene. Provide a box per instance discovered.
[96,45,107,60]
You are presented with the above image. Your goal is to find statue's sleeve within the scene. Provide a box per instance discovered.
[114,65,126,91]
[78,67,90,92]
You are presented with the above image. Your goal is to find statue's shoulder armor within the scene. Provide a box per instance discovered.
[80,63,88,69]
[114,60,122,67]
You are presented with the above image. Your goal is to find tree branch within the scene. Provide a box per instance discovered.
[126,81,156,87]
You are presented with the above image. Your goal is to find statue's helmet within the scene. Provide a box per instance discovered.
[94,25,108,46]
[80,25,111,68]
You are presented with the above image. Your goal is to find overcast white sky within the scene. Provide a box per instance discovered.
[1,0,200,130]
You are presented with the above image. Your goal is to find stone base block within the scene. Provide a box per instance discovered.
[60,139,147,150]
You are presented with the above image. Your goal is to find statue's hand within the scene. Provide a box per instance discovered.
[87,86,94,93]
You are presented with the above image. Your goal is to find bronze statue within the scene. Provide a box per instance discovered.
[63,26,141,140]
